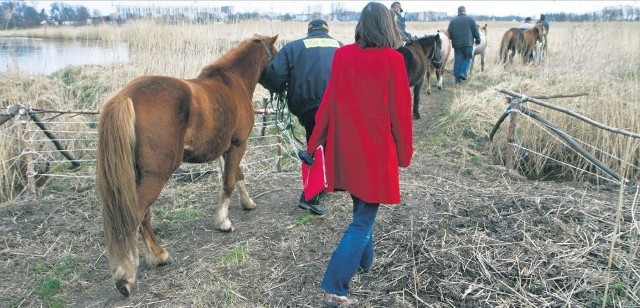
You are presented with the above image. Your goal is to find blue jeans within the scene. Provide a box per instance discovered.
[453,46,473,81]
[320,195,379,296]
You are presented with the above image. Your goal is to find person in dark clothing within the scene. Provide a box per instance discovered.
[260,19,343,215]
[518,17,534,29]
[447,5,480,84]
[390,1,413,41]
[537,14,550,52]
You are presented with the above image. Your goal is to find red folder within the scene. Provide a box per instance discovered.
[301,145,328,201]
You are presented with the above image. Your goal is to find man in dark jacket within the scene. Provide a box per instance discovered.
[537,14,549,52]
[261,19,342,215]
[390,1,412,41]
[447,6,480,84]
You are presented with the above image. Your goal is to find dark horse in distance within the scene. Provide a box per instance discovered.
[397,34,443,119]
[499,24,545,65]
[96,34,278,297]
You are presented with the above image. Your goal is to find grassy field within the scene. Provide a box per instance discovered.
[0,19,638,307]
[1,20,638,201]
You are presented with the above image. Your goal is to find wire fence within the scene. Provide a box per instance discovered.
[492,88,640,186]
[0,100,304,199]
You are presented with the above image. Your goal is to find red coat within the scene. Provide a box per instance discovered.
[307,43,413,204]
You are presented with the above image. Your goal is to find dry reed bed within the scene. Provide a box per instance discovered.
[0,20,638,307]
[1,20,637,199]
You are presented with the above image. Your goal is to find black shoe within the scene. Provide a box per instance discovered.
[413,112,421,119]
[297,201,327,215]
[298,192,327,215]
[460,76,467,81]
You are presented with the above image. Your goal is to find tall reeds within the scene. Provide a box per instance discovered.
[0,20,638,202]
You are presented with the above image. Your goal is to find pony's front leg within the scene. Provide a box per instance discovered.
[436,69,444,90]
[214,143,255,232]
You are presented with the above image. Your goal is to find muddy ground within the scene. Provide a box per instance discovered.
[1,77,637,308]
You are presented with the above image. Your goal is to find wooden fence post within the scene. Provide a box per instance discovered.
[276,134,282,173]
[19,111,37,199]
[506,97,520,172]
[261,98,268,136]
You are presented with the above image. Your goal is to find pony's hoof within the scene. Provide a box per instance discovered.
[158,256,174,267]
[218,225,235,232]
[216,219,235,232]
[242,200,257,210]
[438,85,443,90]
[116,279,132,297]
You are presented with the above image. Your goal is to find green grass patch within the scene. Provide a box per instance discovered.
[422,136,447,147]
[223,284,236,303]
[295,212,313,227]
[470,155,484,165]
[159,206,203,221]
[221,246,246,265]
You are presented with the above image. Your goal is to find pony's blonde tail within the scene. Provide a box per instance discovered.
[96,95,140,281]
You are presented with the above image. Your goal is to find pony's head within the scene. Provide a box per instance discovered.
[416,33,443,69]
[531,24,545,43]
[252,34,278,64]
[479,24,488,37]
[253,34,278,84]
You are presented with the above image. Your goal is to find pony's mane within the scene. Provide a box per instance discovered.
[197,37,263,79]
[415,34,439,42]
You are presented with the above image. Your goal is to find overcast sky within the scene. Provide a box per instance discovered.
[31,1,640,18]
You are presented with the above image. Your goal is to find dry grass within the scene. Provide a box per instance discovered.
[0,20,638,307]
[444,21,639,183]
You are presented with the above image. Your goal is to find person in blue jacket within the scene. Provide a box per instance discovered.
[260,19,343,215]
[447,6,480,84]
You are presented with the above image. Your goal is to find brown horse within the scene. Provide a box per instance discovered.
[499,24,545,64]
[96,34,278,297]
[426,29,451,93]
[397,33,442,119]
[470,24,488,73]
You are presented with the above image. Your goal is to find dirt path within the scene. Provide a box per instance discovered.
[0,80,635,307]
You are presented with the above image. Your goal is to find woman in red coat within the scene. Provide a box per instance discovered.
[304,2,414,306]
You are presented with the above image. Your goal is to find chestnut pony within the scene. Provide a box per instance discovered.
[397,33,443,119]
[96,34,278,297]
[499,24,545,65]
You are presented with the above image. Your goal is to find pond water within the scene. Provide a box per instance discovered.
[0,37,129,75]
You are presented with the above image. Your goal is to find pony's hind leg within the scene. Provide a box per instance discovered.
[412,82,422,119]
[137,175,172,268]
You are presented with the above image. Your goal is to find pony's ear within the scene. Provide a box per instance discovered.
[269,35,278,45]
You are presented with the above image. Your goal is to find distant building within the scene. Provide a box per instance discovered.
[116,4,229,20]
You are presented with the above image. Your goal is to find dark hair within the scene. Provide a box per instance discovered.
[540,14,546,20]
[525,17,532,22]
[355,2,403,49]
